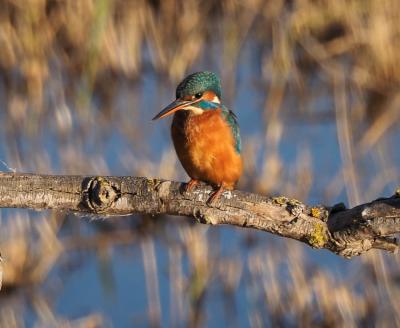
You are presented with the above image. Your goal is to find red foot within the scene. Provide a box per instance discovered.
[185,179,199,193]
[207,185,224,205]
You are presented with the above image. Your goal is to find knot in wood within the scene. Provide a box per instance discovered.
[87,177,119,212]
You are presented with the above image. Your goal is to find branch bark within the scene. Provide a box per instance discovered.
[0,173,398,258]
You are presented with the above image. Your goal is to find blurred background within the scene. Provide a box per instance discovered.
[0,0,399,327]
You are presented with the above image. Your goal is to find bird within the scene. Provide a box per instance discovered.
[152,71,242,204]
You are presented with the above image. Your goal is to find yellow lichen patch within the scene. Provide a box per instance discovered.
[272,196,288,205]
[201,213,218,225]
[311,207,321,218]
[308,223,327,248]
[288,198,302,206]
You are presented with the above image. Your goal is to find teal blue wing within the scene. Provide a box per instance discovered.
[221,106,241,154]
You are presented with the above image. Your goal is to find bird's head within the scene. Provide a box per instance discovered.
[152,71,222,120]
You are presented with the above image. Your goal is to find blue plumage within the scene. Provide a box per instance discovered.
[197,100,220,110]
[221,107,241,154]
[176,71,222,99]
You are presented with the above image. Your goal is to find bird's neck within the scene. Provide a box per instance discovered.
[172,109,222,131]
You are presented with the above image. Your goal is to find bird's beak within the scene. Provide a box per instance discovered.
[152,98,201,120]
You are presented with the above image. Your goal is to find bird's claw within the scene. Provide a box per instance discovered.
[207,185,224,206]
[183,180,225,206]
[183,179,199,193]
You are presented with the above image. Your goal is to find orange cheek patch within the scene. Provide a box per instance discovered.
[202,90,217,102]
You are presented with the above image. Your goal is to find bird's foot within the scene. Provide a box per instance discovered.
[184,179,199,193]
[207,185,224,205]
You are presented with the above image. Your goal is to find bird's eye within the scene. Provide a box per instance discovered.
[194,92,203,99]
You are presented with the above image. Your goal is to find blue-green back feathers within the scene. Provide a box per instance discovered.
[221,106,241,154]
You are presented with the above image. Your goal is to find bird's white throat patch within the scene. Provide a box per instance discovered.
[183,96,220,115]
[212,96,220,103]
[183,106,204,115]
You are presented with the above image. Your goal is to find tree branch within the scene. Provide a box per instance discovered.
[0,173,398,257]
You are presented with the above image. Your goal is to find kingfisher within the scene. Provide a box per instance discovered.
[152,71,242,204]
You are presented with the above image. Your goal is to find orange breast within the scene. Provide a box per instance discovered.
[171,110,242,189]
